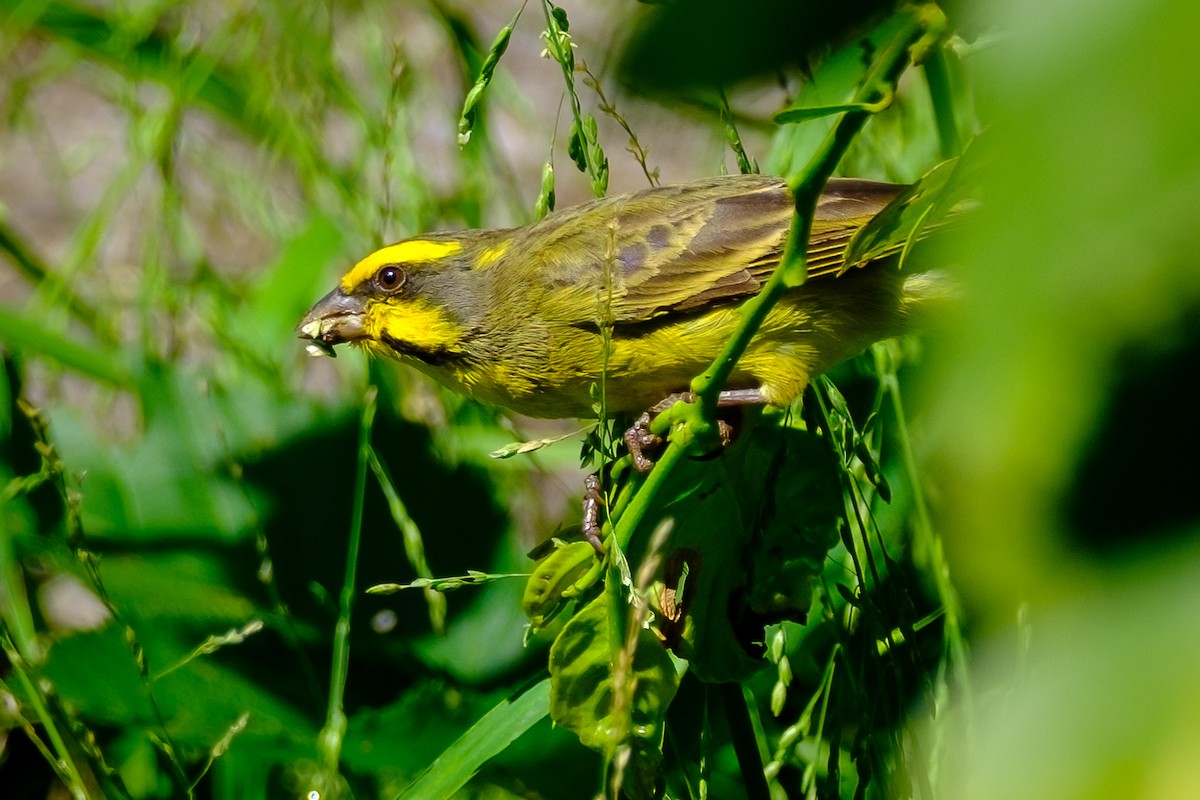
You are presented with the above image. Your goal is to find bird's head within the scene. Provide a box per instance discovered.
[299,233,498,364]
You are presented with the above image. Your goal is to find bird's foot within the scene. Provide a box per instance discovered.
[623,388,765,474]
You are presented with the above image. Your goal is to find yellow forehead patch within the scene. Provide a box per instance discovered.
[340,239,463,292]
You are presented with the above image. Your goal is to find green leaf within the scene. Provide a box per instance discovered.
[522,540,602,631]
[397,678,551,800]
[773,100,887,124]
[620,412,842,683]
[46,367,260,541]
[548,593,680,799]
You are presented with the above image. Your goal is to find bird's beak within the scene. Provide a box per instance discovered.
[298,289,366,358]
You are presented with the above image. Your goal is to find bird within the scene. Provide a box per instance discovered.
[299,174,946,421]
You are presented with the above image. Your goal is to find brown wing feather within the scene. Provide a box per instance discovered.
[612,176,902,322]
[614,177,793,317]
[522,175,903,327]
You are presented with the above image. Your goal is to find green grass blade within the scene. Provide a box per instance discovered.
[367,446,447,633]
[720,683,771,800]
[0,220,106,338]
[772,100,889,124]
[396,677,551,800]
[0,306,132,386]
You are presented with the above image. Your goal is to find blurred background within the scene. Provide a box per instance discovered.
[1,0,1198,798]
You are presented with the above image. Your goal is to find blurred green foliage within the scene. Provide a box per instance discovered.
[918,1,1200,796]
[1,0,1197,799]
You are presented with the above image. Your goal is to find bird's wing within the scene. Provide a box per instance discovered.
[532,176,903,325]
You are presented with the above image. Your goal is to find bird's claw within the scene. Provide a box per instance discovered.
[624,412,664,474]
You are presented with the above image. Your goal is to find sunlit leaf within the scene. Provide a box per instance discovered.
[547,594,680,798]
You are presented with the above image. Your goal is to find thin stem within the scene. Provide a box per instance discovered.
[318,386,377,791]
[581,61,659,186]
[540,0,608,196]
[801,650,839,796]
[367,446,446,632]
[0,493,39,661]
[19,401,187,796]
[718,89,758,175]
[922,42,961,159]
[0,635,96,799]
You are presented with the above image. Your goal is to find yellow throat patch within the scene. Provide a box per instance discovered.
[363,296,464,356]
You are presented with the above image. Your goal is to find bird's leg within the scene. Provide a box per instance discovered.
[581,473,606,553]
[624,388,767,474]
[589,389,768,544]
[581,396,691,547]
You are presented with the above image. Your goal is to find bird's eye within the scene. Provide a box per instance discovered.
[376,265,406,293]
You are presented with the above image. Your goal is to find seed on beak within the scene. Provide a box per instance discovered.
[297,289,368,357]
[304,338,337,358]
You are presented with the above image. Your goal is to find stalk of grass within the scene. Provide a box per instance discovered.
[367,570,529,595]
[316,386,377,795]
[721,684,771,800]
[437,5,531,227]
[804,374,917,793]
[0,308,131,385]
[580,62,660,186]
[188,712,249,795]
[605,518,674,796]
[0,638,99,800]
[0,489,43,663]
[719,89,758,175]
[0,459,90,797]
[799,650,838,798]
[16,400,188,796]
[12,1,362,201]
[367,446,447,633]
[0,222,107,340]
[152,621,265,681]
[882,359,971,695]
[249,513,326,713]
[540,0,609,197]
[698,691,712,799]
[457,4,524,148]
[764,642,837,782]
